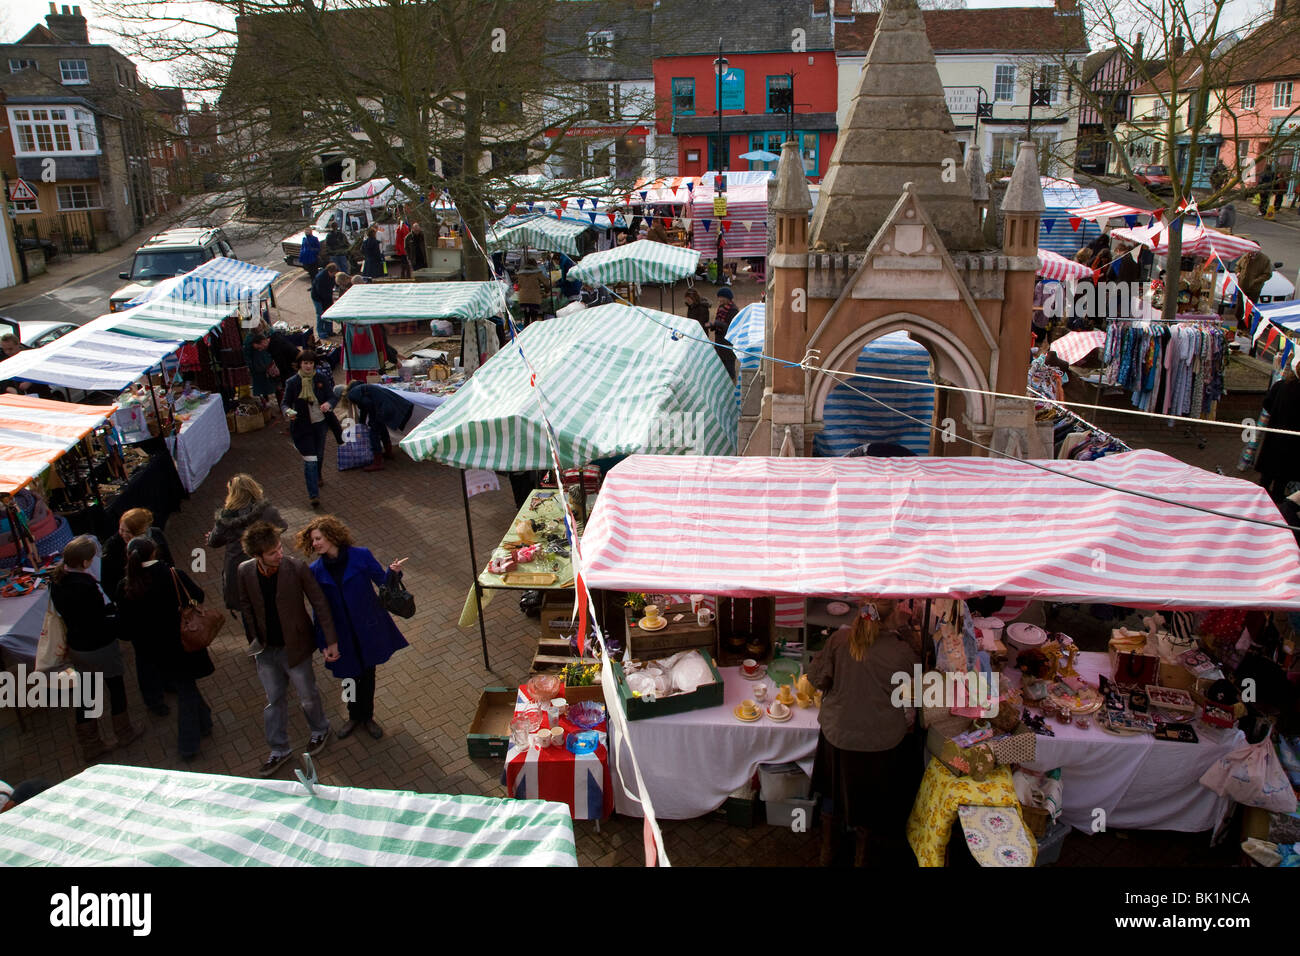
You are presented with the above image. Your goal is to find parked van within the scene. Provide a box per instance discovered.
[281,179,404,267]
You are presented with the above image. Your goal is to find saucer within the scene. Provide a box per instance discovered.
[739,665,767,680]
[638,617,668,631]
[766,705,793,723]
[775,694,796,708]
[733,705,761,722]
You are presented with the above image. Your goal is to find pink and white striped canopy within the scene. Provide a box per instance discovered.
[1048,330,1107,365]
[1066,201,1150,221]
[581,452,1300,609]
[1109,220,1260,260]
[1038,249,1095,281]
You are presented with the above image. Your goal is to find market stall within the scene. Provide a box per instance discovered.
[687,170,772,262]
[564,239,701,308]
[125,257,280,314]
[487,215,592,259]
[1108,219,1259,259]
[1037,249,1096,281]
[579,452,1300,837]
[0,764,578,866]
[1037,177,1102,259]
[167,391,230,493]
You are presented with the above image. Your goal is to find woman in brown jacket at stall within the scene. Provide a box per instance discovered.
[807,598,922,867]
[515,257,551,326]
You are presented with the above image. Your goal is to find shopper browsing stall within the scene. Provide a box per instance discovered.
[332,382,414,472]
[295,515,408,741]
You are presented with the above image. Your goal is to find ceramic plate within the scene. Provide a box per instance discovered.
[1006,623,1047,647]
[739,665,768,680]
[733,705,761,722]
[638,617,668,631]
[825,601,851,616]
[766,705,793,723]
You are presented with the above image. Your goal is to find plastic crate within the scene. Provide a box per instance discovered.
[765,796,817,828]
[1036,820,1071,866]
[758,762,811,802]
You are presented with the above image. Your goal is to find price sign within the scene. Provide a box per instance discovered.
[713,197,727,217]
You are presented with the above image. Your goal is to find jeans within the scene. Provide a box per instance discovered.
[366,420,390,458]
[295,420,328,498]
[330,254,350,274]
[135,647,166,710]
[348,666,377,722]
[175,679,212,758]
[255,645,330,756]
[314,299,334,339]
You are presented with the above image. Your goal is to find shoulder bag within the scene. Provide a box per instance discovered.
[379,569,415,619]
[172,568,224,652]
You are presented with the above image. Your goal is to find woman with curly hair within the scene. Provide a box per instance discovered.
[295,515,407,740]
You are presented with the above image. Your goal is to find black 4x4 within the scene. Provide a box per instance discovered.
[109,227,238,312]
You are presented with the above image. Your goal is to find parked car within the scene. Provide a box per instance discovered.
[0,316,78,349]
[109,227,238,312]
[1214,261,1295,308]
[1133,164,1173,193]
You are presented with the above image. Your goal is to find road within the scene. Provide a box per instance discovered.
[0,236,291,327]
[1079,175,1300,281]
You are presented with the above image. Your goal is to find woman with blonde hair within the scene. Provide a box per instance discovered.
[296,515,407,739]
[806,598,922,867]
[207,474,288,614]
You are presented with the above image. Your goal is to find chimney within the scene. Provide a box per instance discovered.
[1173,33,1184,57]
[1134,33,1144,63]
[46,4,89,44]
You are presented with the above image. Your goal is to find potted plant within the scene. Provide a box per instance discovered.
[624,592,647,622]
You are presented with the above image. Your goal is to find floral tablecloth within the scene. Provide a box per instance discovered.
[906,757,1037,867]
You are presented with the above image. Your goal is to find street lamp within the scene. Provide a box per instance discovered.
[715,42,727,281]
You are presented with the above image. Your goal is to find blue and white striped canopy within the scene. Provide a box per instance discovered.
[1252,299,1300,332]
[0,317,184,391]
[726,302,766,370]
[814,331,935,457]
[127,258,280,309]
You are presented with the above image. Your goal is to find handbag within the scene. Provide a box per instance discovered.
[337,421,373,471]
[379,569,415,619]
[34,601,69,672]
[171,568,223,653]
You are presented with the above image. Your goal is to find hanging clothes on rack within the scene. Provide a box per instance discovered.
[1102,318,1225,419]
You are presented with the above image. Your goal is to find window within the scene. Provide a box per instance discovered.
[585,83,619,122]
[991,132,1056,175]
[1276,81,1293,109]
[994,64,1016,103]
[8,58,37,73]
[11,195,39,214]
[747,131,818,175]
[56,184,101,210]
[59,59,89,84]
[1242,84,1257,109]
[766,74,793,113]
[7,107,99,155]
[1038,64,1061,105]
[587,31,613,57]
[672,77,695,115]
[1151,99,1168,120]
[1238,139,1251,170]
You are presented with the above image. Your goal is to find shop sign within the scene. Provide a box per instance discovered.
[545,125,649,138]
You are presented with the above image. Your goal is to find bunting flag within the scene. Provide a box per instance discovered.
[1069,217,1082,231]
[556,210,563,219]
[1124,214,1138,227]
[1282,337,1295,367]
[662,217,672,228]
[702,219,712,232]
[721,220,732,232]
[574,571,589,658]
[560,200,568,211]
[1043,219,1055,233]
[526,202,534,212]
[1265,327,1280,350]
[576,198,585,209]
[607,212,616,225]
[1153,209,1164,223]
[685,181,695,192]
[624,194,632,205]
[589,212,597,223]
[741,220,752,232]
[639,190,648,201]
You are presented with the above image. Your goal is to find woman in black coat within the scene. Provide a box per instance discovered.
[100,507,173,713]
[333,382,414,469]
[115,536,214,761]
[361,227,384,279]
[1257,367,1300,503]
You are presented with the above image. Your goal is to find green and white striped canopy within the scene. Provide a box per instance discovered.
[0,764,577,866]
[97,298,234,341]
[400,303,738,469]
[566,239,700,286]
[323,281,507,324]
[487,215,590,258]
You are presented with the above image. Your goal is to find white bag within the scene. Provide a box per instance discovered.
[34,601,68,672]
[1199,734,1299,814]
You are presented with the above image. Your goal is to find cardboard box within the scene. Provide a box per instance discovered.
[467,686,517,758]
[610,649,724,721]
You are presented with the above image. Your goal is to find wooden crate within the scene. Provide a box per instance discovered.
[626,605,716,661]
[716,597,775,667]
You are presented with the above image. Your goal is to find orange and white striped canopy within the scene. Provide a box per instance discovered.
[0,394,115,495]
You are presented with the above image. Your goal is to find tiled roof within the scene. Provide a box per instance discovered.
[834,3,1088,54]
[654,0,832,56]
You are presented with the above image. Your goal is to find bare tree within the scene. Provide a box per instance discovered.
[1054,0,1300,321]
[103,0,668,279]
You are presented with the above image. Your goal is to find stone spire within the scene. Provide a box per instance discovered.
[1001,140,1046,215]
[772,139,812,214]
[809,0,982,252]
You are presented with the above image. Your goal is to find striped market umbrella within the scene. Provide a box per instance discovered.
[581,451,1300,609]
[0,395,116,494]
[1037,249,1095,281]
[566,239,700,287]
[1048,329,1107,366]
[0,764,578,866]
[1066,201,1150,221]
[1109,220,1260,260]
[98,298,234,341]
[400,303,737,469]
[486,215,590,258]
[323,281,507,324]
[127,258,280,309]
[726,302,766,370]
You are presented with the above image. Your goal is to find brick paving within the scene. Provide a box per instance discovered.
[0,271,1260,867]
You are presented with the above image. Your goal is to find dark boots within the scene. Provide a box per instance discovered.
[76,722,111,761]
[113,712,143,749]
[819,814,837,866]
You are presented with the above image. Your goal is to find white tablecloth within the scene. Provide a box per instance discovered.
[168,394,230,493]
[1017,651,1243,832]
[611,665,820,819]
[0,588,50,664]
[378,385,450,430]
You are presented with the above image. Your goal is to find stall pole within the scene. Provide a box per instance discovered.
[144,370,165,430]
[461,468,491,670]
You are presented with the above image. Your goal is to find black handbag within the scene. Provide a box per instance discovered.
[379,569,415,619]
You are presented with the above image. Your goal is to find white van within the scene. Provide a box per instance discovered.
[280,179,404,267]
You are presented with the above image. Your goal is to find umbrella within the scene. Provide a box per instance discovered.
[1048,330,1107,366]
[739,150,780,163]
[1109,220,1260,260]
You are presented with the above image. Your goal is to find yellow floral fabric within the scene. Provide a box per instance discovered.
[906,756,1037,867]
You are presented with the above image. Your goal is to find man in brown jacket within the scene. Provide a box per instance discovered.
[1235,247,1273,329]
[238,521,341,776]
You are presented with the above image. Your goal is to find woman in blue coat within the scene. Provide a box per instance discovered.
[296,515,408,740]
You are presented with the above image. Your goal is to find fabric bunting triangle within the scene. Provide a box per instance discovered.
[607,212,616,224]
[686,181,694,191]
[1069,217,1082,231]
[1124,215,1138,227]
[702,219,712,232]
[1043,219,1055,233]
[721,220,732,232]
[640,190,648,201]
[589,212,597,223]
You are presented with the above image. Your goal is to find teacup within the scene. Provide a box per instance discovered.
[549,726,566,748]
[533,732,550,749]
[752,683,768,702]
[697,608,715,626]
[777,684,795,704]
[739,699,758,719]
[795,693,812,709]
[742,658,759,676]
[770,700,790,719]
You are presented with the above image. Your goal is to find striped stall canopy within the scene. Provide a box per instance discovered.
[814,331,934,457]
[323,281,507,324]
[1040,177,1101,257]
[580,451,1300,609]
[1037,249,1095,281]
[726,302,766,370]
[566,239,700,287]
[632,175,701,203]
[400,303,738,470]
[1066,201,1151,222]
[98,297,234,342]
[1252,299,1300,333]
[487,215,590,257]
[127,257,280,309]
[1048,329,1107,366]
[1109,220,1260,260]
[689,171,772,261]
[0,318,182,392]
[0,394,115,494]
[0,764,577,866]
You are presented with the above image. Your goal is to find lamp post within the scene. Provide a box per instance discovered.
[714,42,727,281]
